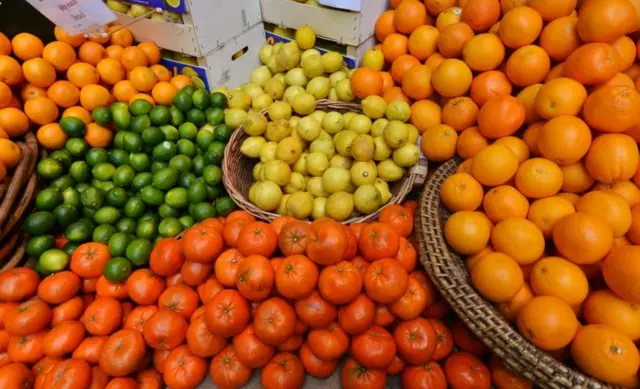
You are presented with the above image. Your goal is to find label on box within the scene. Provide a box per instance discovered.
[163,0,188,14]
[265,31,357,69]
[160,57,210,91]
[124,0,165,9]
[25,0,116,35]
[317,0,360,11]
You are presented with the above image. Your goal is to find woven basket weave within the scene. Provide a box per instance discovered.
[416,158,617,389]
[223,99,428,223]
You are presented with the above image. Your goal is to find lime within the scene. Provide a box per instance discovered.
[93,163,116,181]
[81,187,105,209]
[139,212,161,225]
[206,108,225,126]
[124,197,146,218]
[159,218,183,237]
[191,202,216,221]
[141,186,165,206]
[36,188,63,211]
[51,175,75,191]
[113,109,132,130]
[126,238,153,266]
[130,99,154,116]
[65,138,89,157]
[111,102,129,114]
[109,149,130,166]
[90,107,112,126]
[83,207,97,220]
[85,148,108,166]
[130,153,151,172]
[173,91,193,112]
[103,257,132,283]
[192,156,205,175]
[207,141,225,163]
[131,115,151,134]
[186,109,206,126]
[169,155,192,173]
[24,211,56,235]
[62,187,81,207]
[116,218,137,234]
[179,215,196,228]
[179,172,198,189]
[37,158,64,181]
[34,262,52,277]
[136,219,157,240]
[196,130,214,151]
[26,235,55,258]
[210,92,228,109]
[192,89,210,110]
[75,183,90,193]
[60,116,87,136]
[153,141,178,162]
[177,139,196,157]
[64,219,94,242]
[160,125,179,141]
[69,161,90,182]
[106,187,128,207]
[178,122,198,140]
[170,106,185,126]
[188,180,207,204]
[39,249,69,272]
[53,204,79,227]
[152,167,179,190]
[214,124,232,143]
[215,196,237,216]
[180,85,196,96]
[93,224,116,243]
[165,187,188,208]
[206,184,223,200]
[151,161,168,173]
[49,150,73,169]
[108,232,133,257]
[62,241,79,256]
[123,132,143,153]
[150,106,171,126]
[203,165,222,185]
[132,172,153,191]
[113,131,127,149]
[113,165,135,187]
[142,127,165,145]
[159,203,180,218]
[92,179,114,193]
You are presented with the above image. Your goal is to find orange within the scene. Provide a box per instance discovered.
[383,86,411,104]
[67,63,100,88]
[121,46,148,71]
[516,295,579,351]
[491,217,545,265]
[442,96,478,131]
[432,59,473,97]
[456,126,488,160]
[545,63,565,82]
[537,115,591,165]
[471,252,524,303]
[105,45,124,60]
[585,134,639,184]
[150,65,172,82]
[88,32,109,45]
[129,93,155,105]
[24,96,59,125]
[420,124,458,161]
[351,68,383,98]
[553,212,614,265]
[22,58,57,88]
[410,99,441,133]
[47,80,80,108]
[625,61,640,79]
[426,0,458,16]
[0,55,23,86]
[560,162,595,193]
[402,65,434,100]
[612,36,637,72]
[462,33,505,71]
[437,22,475,59]
[170,75,193,90]
[534,77,587,119]
[530,256,589,306]
[527,196,575,237]
[471,144,519,186]
[151,82,178,106]
[394,0,429,34]
[583,85,640,133]
[477,95,525,139]
[11,32,43,61]
[80,84,113,111]
[78,41,107,66]
[571,324,640,385]
[36,123,68,150]
[505,45,551,87]
[85,123,113,148]
[461,0,501,31]
[113,80,138,103]
[0,81,11,108]
[54,26,85,48]
[62,106,93,125]
[0,33,11,56]
[498,284,534,321]
[604,244,640,300]
[42,41,76,72]
[390,54,420,84]
[380,71,394,92]
[470,70,512,106]
[539,15,581,62]
[483,185,529,223]
[593,180,640,207]
[108,26,134,47]
[557,192,580,205]
[563,42,621,85]
[593,72,635,91]
[576,191,632,237]
[408,25,439,61]
[96,58,126,86]
[494,136,530,163]
[129,66,159,93]
[516,84,543,125]
[424,52,445,71]
[515,158,563,199]
[440,172,484,211]
[583,289,640,341]
[444,210,493,255]
[498,6,543,49]
[577,0,636,43]
[137,42,161,65]
[457,159,473,174]
[382,33,410,64]
[0,126,8,139]
[527,0,577,21]
[0,138,20,168]
[375,10,398,42]
[436,7,463,31]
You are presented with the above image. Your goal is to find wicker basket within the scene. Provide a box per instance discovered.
[0,133,39,272]
[416,158,616,389]
[223,99,428,223]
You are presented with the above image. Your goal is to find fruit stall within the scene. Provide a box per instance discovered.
[1,0,640,388]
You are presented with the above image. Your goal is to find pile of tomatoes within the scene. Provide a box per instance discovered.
[0,200,530,389]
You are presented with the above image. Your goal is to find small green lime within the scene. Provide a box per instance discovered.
[177,139,196,157]
[139,212,160,225]
[64,219,94,242]
[178,122,198,140]
[131,115,151,134]
[36,188,63,211]
[93,163,116,181]
[83,207,96,220]
[152,167,179,190]
[179,172,198,189]
[215,196,237,216]
[109,149,130,166]
[181,85,196,96]
[179,215,196,228]
[85,148,108,166]
[49,150,72,169]
[126,238,153,266]
[37,158,64,181]
[173,91,193,112]
[160,125,179,141]
[159,203,180,218]
[113,165,136,187]
[206,108,225,126]
[116,218,137,234]
[192,89,210,110]
[60,116,87,136]
[188,180,207,204]
[111,102,129,114]
[39,249,69,272]
[26,235,55,258]
[113,109,132,130]
[141,186,166,206]
[75,183,90,193]
[124,197,146,218]
[65,138,89,157]
[92,179,114,193]
[113,131,127,149]
[136,219,157,240]
[153,141,178,162]
[165,187,188,208]
[150,106,171,126]
[91,107,112,126]
[210,92,228,109]
[206,184,223,200]
[62,241,80,256]
[186,109,206,126]
[123,132,144,153]
[170,106,185,126]
[214,124,232,143]
[106,187,128,207]
[132,172,153,191]
[51,176,75,192]
[151,161,168,173]
[203,165,222,185]
[109,232,134,257]
[81,187,105,210]
[159,218,183,237]
[169,155,192,173]
[53,204,79,227]
[62,187,81,207]
[196,130,214,151]
[130,99,154,116]
[103,257,132,283]
[94,206,121,225]
[190,202,216,221]
[192,156,205,175]
[69,161,90,182]
[93,224,116,243]
[142,127,165,145]
[130,153,151,172]
[23,211,55,235]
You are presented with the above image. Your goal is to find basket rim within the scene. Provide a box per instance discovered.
[416,158,617,389]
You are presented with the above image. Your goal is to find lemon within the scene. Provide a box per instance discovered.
[253,162,264,181]
[374,178,392,204]
[265,78,286,100]
[259,45,274,65]
[228,90,251,110]
[242,84,264,99]
[322,52,344,73]
[273,73,286,84]
[301,49,321,62]
[241,136,267,158]
[312,197,327,219]
[371,118,390,137]
[268,101,293,121]
[284,85,306,104]
[351,161,378,186]
[307,77,331,99]
[322,112,344,134]
[293,152,309,174]
[277,194,291,215]
[259,142,278,163]
[378,159,405,182]
[263,160,292,186]
[386,100,412,122]
[354,185,383,214]
[362,49,384,71]
[383,121,409,148]
[335,79,355,101]
[265,120,292,142]
[351,134,375,162]
[346,114,372,134]
[249,182,258,203]
[307,177,327,197]
[287,191,314,219]
[393,143,421,167]
[301,55,324,78]
[225,108,247,129]
[334,130,358,157]
[292,93,317,116]
[329,71,347,87]
[274,27,294,38]
[276,137,304,165]
[407,124,420,145]
[326,192,354,221]
[322,167,351,194]
[328,88,339,101]
[309,110,326,125]
[330,155,352,169]
[285,68,309,87]
[309,138,335,159]
[254,181,282,211]
[343,112,356,127]
[285,172,307,194]
[306,152,329,176]
[295,26,316,50]
[250,66,272,87]
[373,136,392,161]
[297,116,322,141]
[244,111,268,136]
[252,94,273,111]
[362,96,387,119]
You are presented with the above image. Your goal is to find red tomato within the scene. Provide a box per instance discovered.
[445,352,491,389]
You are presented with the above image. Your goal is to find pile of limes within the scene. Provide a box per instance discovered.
[25,85,236,280]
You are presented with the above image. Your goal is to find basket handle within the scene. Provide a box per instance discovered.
[409,159,428,186]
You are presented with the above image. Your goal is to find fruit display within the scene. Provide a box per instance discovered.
[104,0,184,23]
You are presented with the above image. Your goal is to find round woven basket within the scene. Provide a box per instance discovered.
[416,158,616,389]
[223,99,429,223]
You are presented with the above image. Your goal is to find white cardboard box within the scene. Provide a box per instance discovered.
[260,0,387,46]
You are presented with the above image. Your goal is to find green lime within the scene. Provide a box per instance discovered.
[36,188,63,211]
[169,155,192,173]
[170,106,185,126]
[103,257,132,283]
[192,89,210,110]
[62,187,80,207]
[204,141,225,165]
[139,212,161,225]
[111,102,129,114]
[86,148,109,166]
[151,161,168,173]
[39,249,69,272]
[75,183,90,193]
[65,138,89,157]
[53,204,79,227]
[93,224,116,243]
[130,153,151,172]
[62,241,80,256]
[196,130,214,151]
[181,85,196,96]
[152,167,179,190]
[49,150,73,169]
[160,125,179,141]
[159,203,180,218]
[214,124,232,143]
[69,161,90,182]
[64,219,94,242]
[215,196,237,216]
[173,91,193,112]
[124,197,146,218]
[142,127,165,145]
[205,108,224,126]
[108,232,133,257]
[126,238,153,266]
[150,106,171,126]
[179,215,196,228]
[178,122,198,140]
[136,219,157,240]
[177,139,196,157]
[105,187,128,208]
[206,184,223,200]
[203,165,222,185]
[24,211,56,235]
[159,218,183,237]
[191,202,216,221]
[123,132,143,153]
[83,206,96,220]
[93,163,116,181]
[188,180,207,204]
[141,186,165,206]
[186,109,206,126]
[26,235,55,258]
[51,176,75,191]
[60,116,87,136]
[37,158,64,181]
[113,131,127,149]
[165,187,188,208]
[210,92,228,109]
[192,155,205,175]
[130,99,154,116]
[113,165,135,187]
[81,187,105,210]
[132,172,153,191]
[179,172,198,188]
[109,149,130,166]
[92,179,114,193]
[91,106,112,126]
[131,115,151,134]
[153,141,177,162]
[116,218,137,234]
[113,109,132,130]
[34,262,52,277]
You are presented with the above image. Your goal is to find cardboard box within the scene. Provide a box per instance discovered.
[160,57,211,90]
[260,0,386,46]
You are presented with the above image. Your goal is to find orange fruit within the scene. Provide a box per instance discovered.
[394,0,429,34]
[527,196,575,237]
[442,96,478,131]
[462,33,505,71]
[583,289,640,341]
[108,26,134,47]
[351,68,383,98]
[539,15,581,62]
[553,212,614,265]
[557,192,580,205]
[593,180,640,207]
[88,32,109,45]
[522,121,543,156]
[0,138,20,168]
[515,158,563,199]
[47,80,80,108]
[498,6,543,49]
[583,85,640,133]
[383,86,411,104]
[470,144,519,187]
[113,80,138,103]
[477,95,525,139]
[24,96,58,127]
[426,0,458,16]
[491,217,545,265]
[482,185,529,223]
[0,33,11,56]
[42,41,77,72]
[527,0,577,21]
[440,172,484,211]
[11,32,44,61]
[611,35,637,72]
[585,133,639,184]
[138,42,161,65]
[121,46,148,71]
[408,25,439,61]
[576,191,632,237]
[410,99,441,133]
[151,82,178,106]
[402,65,434,100]
[577,0,636,43]
[67,63,100,88]
[151,65,172,82]
[494,136,529,163]
[437,22,475,58]
[85,123,113,148]
[390,54,420,84]
[432,59,473,98]
[21,84,46,102]
[0,81,11,108]
[530,256,589,306]
[516,84,543,125]
[129,93,155,105]
[436,7,463,31]
[560,162,595,194]
[62,106,93,125]
[593,72,635,91]
[563,42,621,85]
[36,123,68,150]
[470,70,512,106]
[424,52,445,71]
[80,84,113,111]
[420,124,458,161]
[129,66,159,92]
[444,210,493,255]
[534,77,587,119]
[537,115,591,165]
[78,41,107,66]
[105,45,124,60]
[516,295,579,351]
[471,252,524,303]
[22,58,57,88]
[170,75,193,90]
[505,45,551,87]
[0,55,23,86]
[375,10,398,42]
[498,283,534,321]
[380,71,394,92]
[545,63,565,82]
[54,26,85,47]
[97,58,126,86]
[382,33,409,64]
[461,0,501,31]
[457,126,488,160]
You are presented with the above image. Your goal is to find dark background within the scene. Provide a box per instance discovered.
[0,0,56,41]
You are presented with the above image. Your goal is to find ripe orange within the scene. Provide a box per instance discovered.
[442,96,478,131]
[612,36,637,72]
[462,33,505,71]
[437,22,475,58]
[477,95,525,139]
[390,54,420,84]
[0,138,21,168]
[97,58,127,86]
[151,82,178,106]
[42,41,77,72]
[0,107,28,137]
[499,6,543,49]
[11,32,44,61]
[22,58,57,88]
[426,0,457,16]
[383,86,411,104]
[350,68,383,98]
[394,0,428,34]
[425,52,445,71]
[113,80,138,103]
[494,136,530,164]
[375,10,398,42]
[539,15,582,62]
[583,289,640,341]
[560,162,595,194]
[491,218,545,265]
[62,106,93,125]
[537,115,592,165]
[440,172,484,212]
[24,96,59,125]
[78,41,107,66]
[498,284,533,321]
[585,134,639,184]
[129,93,155,105]
[516,84,543,125]
[108,26,134,47]
[129,66,159,92]
[456,126,488,160]
[105,45,124,60]
[380,71,394,92]
[436,7,463,31]
[36,123,68,150]
[402,65,434,100]
[593,180,640,207]
[527,196,576,237]
[534,77,587,119]
[67,63,100,88]
[470,144,519,186]
[471,252,524,303]
[47,80,80,108]
[410,100,441,133]
[80,84,113,111]
[576,191,632,237]
[382,33,409,63]
[470,70,512,106]
[85,123,113,148]
[138,42,161,65]
[482,185,529,223]
[0,33,9,56]
[515,158,563,199]
[577,0,636,43]
[563,42,621,85]
[583,85,640,133]
[170,75,193,90]
[0,81,11,108]
[444,210,493,255]
[461,0,501,32]
[505,45,551,87]
[528,0,578,21]
[516,295,579,351]
[54,26,85,48]
[553,212,614,264]
[431,59,473,97]
[420,124,457,161]
[530,257,589,306]
[408,25,439,61]
[151,65,172,82]
[0,55,23,86]
[121,46,148,71]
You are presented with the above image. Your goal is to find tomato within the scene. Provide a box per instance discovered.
[95,276,128,300]
[236,255,275,301]
[3,299,51,336]
[294,291,336,330]
[158,284,199,318]
[338,294,375,335]
[214,249,246,288]
[232,326,274,369]
[0,303,17,330]
[166,273,184,287]
[70,242,111,278]
[273,255,317,300]
[124,306,158,332]
[306,220,348,266]
[163,344,208,389]
[191,306,205,322]
[237,222,278,257]
[380,204,413,237]
[0,330,9,352]
[0,363,34,389]
[445,352,491,389]
[430,319,454,361]
[87,366,109,389]
[199,218,225,233]
[8,332,45,364]
[182,224,225,263]
[318,261,363,305]
[81,297,123,336]
[33,357,60,388]
[386,355,405,375]
[402,362,447,389]
[342,224,358,261]
[135,368,163,389]
[351,325,397,369]
[0,268,39,302]
[394,318,437,364]
[261,352,305,389]
[422,297,450,319]
[46,359,92,388]
[389,276,428,320]
[222,219,251,248]
[277,334,303,352]
[410,269,437,306]
[153,349,170,374]
[37,271,81,304]
[0,353,9,369]
[186,316,226,358]
[363,258,409,304]
[82,278,98,294]
[278,221,311,256]
[51,296,84,326]
[210,345,253,389]
[451,319,489,355]
[341,358,387,389]
[253,297,296,346]
[72,336,107,364]
[299,342,338,378]
[359,223,400,261]
[43,321,85,357]
[196,276,223,304]
[226,210,255,223]
[307,322,349,361]
[180,260,213,286]
[204,290,250,338]
[149,238,185,276]
[294,319,307,335]
[351,257,368,277]
[125,269,165,305]
[100,329,147,377]
[142,309,187,350]
[395,237,417,272]
[490,356,533,389]
[374,305,396,327]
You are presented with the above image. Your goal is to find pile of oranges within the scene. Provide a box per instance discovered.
[349,0,640,386]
